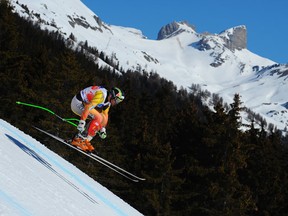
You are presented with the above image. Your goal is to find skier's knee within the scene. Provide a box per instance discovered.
[87,119,102,136]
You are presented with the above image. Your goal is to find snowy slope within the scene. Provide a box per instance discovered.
[10,0,288,131]
[0,119,143,216]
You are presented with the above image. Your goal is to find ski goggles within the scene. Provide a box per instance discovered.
[114,95,124,104]
[111,92,124,104]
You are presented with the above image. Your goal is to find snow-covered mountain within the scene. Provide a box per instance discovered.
[0,119,143,216]
[10,0,288,131]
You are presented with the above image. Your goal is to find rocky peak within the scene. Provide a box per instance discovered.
[157,21,196,40]
[196,25,247,53]
[219,25,247,50]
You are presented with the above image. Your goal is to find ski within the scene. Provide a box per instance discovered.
[89,152,146,181]
[33,126,145,182]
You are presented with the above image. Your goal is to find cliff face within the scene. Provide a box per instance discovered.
[219,25,247,50]
[157,22,246,51]
[157,21,196,40]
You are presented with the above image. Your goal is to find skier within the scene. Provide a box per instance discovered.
[70,86,124,152]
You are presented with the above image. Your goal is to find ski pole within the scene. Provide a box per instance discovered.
[16,101,78,127]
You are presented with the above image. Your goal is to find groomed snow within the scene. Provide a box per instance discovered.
[0,119,143,216]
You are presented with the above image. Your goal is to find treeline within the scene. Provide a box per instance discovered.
[1,1,288,215]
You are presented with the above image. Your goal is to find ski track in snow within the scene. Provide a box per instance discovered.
[0,189,32,216]
[0,119,142,216]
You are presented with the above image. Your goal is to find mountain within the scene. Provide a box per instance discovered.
[10,0,288,131]
[0,119,143,216]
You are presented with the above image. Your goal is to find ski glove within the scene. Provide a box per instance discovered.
[98,127,107,139]
[77,120,86,132]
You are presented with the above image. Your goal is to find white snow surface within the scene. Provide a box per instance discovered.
[10,0,288,131]
[0,119,143,216]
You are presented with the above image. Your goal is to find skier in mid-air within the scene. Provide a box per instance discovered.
[70,86,124,152]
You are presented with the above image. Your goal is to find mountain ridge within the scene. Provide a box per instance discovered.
[10,0,288,131]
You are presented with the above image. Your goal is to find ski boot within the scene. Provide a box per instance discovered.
[71,134,95,152]
[83,138,95,152]
[71,137,89,151]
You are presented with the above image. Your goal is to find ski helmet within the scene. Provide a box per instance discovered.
[110,87,125,104]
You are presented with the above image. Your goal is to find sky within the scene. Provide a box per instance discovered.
[0,119,143,215]
[81,0,287,64]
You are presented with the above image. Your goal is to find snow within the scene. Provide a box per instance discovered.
[0,119,143,216]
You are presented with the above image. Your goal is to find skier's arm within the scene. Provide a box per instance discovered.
[80,104,92,121]
[81,91,105,121]
[101,107,110,126]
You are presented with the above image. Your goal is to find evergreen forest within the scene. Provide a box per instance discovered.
[1,2,288,215]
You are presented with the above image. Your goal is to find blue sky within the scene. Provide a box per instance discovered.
[82,0,287,64]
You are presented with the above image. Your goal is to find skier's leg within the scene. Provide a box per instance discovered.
[87,118,102,137]
[83,110,106,152]
[87,109,106,139]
